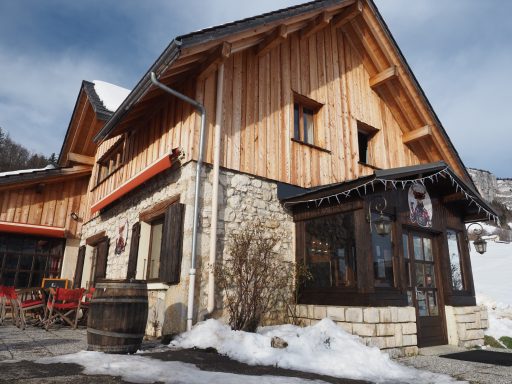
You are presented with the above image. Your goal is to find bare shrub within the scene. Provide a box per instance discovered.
[215,222,291,332]
[283,263,313,326]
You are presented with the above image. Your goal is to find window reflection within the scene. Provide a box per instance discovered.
[372,213,394,287]
[447,230,465,291]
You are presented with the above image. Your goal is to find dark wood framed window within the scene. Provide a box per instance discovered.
[0,234,64,288]
[446,229,465,291]
[96,137,125,184]
[145,203,185,284]
[88,236,109,287]
[371,212,395,287]
[293,93,322,146]
[303,211,357,289]
[357,121,378,165]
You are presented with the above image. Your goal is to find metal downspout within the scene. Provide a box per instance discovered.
[207,63,224,314]
[150,72,206,331]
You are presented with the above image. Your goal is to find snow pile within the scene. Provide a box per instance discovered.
[93,80,130,112]
[172,319,464,384]
[0,166,53,177]
[38,351,319,384]
[471,241,512,341]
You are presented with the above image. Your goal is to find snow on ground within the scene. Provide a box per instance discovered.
[172,319,464,384]
[0,164,55,177]
[38,351,321,384]
[93,80,130,112]
[471,240,512,340]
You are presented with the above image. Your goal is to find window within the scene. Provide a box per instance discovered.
[0,234,64,288]
[303,211,357,289]
[97,138,124,184]
[144,203,185,284]
[357,122,378,165]
[293,93,322,146]
[87,236,109,287]
[447,229,465,291]
[371,212,394,287]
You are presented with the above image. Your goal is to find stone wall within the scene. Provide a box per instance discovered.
[445,305,488,348]
[80,161,294,336]
[296,305,418,357]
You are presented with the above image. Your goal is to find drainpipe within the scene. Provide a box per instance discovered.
[207,63,224,315]
[150,72,206,331]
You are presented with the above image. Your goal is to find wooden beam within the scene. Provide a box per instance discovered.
[332,0,363,29]
[68,152,95,166]
[197,42,232,81]
[403,125,432,145]
[300,12,332,39]
[255,25,288,57]
[442,193,466,204]
[369,65,398,88]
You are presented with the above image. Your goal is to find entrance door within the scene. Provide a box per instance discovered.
[402,230,447,347]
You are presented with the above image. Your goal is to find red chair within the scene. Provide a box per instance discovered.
[78,287,95,325]
[0,286,18,325]
[45,288,85,330]
[16,289,45,330]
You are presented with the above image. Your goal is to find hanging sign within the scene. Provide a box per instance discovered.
[114,218,129,255]
[408,183,433,227]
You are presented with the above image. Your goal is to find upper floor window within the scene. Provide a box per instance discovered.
[293,93,322,146]
[447,229,465,291]
[357,121,378,165]
[97,138,124,184]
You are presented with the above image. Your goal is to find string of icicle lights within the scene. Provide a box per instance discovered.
[285,167,500,224]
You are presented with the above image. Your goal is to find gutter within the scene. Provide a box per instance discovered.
[150,72,207,332]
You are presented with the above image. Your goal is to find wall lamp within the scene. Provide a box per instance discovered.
[368,196,392,236]
[70,212,80,222]
[467,223,487,254]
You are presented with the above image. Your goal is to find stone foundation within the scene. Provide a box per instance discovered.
[296,305,419,357]
[445,305,488,348]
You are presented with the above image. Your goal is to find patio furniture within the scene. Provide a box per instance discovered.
[78,287,95,325]
[16,288,46,330]
[45,288,85,330]
[0,286,18,325]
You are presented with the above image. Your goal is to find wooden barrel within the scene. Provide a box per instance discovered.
[87,279,148,354]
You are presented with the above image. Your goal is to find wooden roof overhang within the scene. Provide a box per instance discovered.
[58,81,112,168]
[280,162,498,223]
[93,0,475,187]
[0,221,66,238]
[0,166,92,191]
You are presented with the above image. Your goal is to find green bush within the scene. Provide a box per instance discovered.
[499,336,512,349]
[484,335,504,348]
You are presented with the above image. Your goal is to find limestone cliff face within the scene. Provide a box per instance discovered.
[468,168,512,210]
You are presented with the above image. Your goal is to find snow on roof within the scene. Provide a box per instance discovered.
[93,80,130,112]
[0,165,55,178]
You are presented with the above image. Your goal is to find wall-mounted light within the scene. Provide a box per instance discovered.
[467,223,487,254]
[368,196,392,236]
[70,212,80,221]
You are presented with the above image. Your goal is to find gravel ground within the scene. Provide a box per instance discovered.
[398,347,512,384]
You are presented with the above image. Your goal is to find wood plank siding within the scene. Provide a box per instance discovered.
[90,24,424,213]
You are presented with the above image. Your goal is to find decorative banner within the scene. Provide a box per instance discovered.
[114,218,129,255]
[408,183,432,228]
[283,167,500,225]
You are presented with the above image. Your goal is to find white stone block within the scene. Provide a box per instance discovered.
[363,308,379,323]
[379,308,392,323]
[353,323,376,337]
[402,334,417,346]
[337,322,353,334]
[394,324,403,347]
[385,336,396,348]
[390,307,398,323]
[345,308,363,323]
[327,306,345,322]
[376,323,395,336]
[397,307,415,323]
[456,313,477,323]
[481,319,489,329]
[367,337,387,349]
[297,305,308,318]
[403,346,419,356]
[401,322,417,335]
[313,306,327,320]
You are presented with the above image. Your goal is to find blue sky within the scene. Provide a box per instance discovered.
[0,0,510,177]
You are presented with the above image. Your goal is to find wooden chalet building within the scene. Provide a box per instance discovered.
[0,0,495,356]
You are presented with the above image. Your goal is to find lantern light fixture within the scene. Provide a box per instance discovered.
[467,223,487,254]
[368,196,392,236]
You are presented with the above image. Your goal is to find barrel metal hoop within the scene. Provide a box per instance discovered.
[87,328,145,339]
[91,298,148,304]
[95,283,147,289]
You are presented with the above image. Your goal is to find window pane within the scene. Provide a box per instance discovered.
[148,220,164,279]
[293,103,300,140]
[425,264,436,288]
[447,230,464,291]
[427,291,439,316]
[402,234,409,259]
[407,290,413,306]
[417,290,428,316]
[304,212,356,288]
[19,254,33,270]
[413,235,423,260]
[372,213,394,287]
[303,108,314,145]
[415,263,424,287]
[423,238,433,261]
[5,254,19,269]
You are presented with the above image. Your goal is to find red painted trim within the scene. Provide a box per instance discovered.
[0,222,66,238]
[91,154,173,213]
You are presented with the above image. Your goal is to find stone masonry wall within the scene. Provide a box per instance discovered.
[296,305,418,357]
[445,305,488,348]
[80,161,295,336]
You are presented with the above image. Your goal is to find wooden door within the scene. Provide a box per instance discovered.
[402,230,447,347]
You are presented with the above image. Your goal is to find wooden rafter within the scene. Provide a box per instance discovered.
[369,65,398,88]
[403,125,432,145]
[197,42,232,81]
[332,0,363,29]
[300,12,332,39]
[255,25,288,56]
[67,152,95,166]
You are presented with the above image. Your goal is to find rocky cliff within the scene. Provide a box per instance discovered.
[468,168,512,211]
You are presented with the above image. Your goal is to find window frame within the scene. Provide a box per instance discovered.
[96,136,126,185]
[292,92,323,147]
[357,121,379,166]
[446,228,467,292]
[146,216,165,282]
